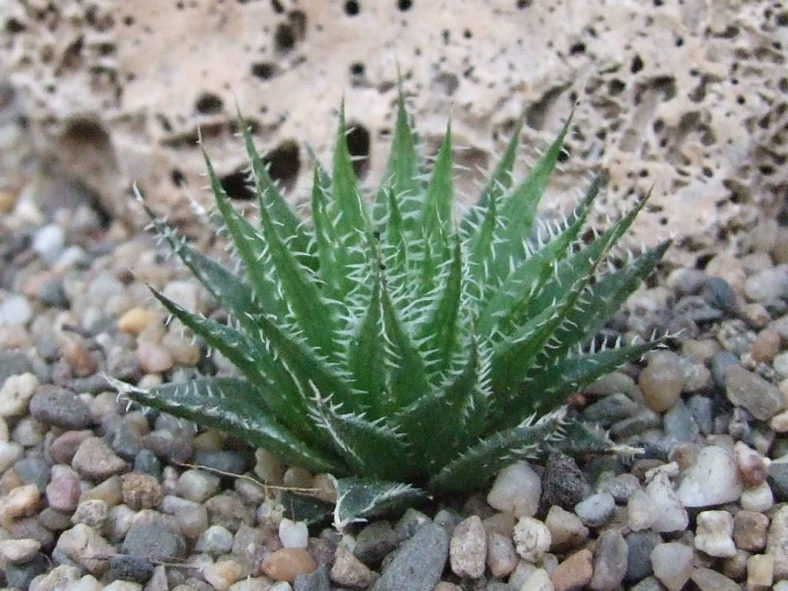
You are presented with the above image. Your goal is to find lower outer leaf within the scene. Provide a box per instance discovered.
[109,376,345,475]
[492,339,659,433]
[428,408,567,494]
[330,476,429,530]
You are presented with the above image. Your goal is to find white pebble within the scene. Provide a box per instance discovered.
[0,373,39,418]
[677,445,743,507]
[651,542,694,591]
[0,294,32,327]
[627,489,656,531]
[33,224,64,266]
[645,472,688,533]
[177,469,221,503]
[0,441,23,473]
[278,518,309,549]
[513,516,551,562]
[740,482,774,512]
[487,461,542,517]
[694,510,735,557]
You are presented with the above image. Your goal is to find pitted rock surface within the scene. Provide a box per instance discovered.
[1,1,787,265]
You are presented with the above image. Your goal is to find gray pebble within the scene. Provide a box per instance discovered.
[372,523,449,591]
[14,456,51,492]
[625,531,661,582]
[711,352,739,388]
[575,492,615,527]
[105,416,143,460]
[0,351,33,386]
[4,553,48,589]
[122,522,186,562]
[663,399,699,444]
[703,277,737,312]
[295,563,331,591]
[686,395,713,435]
[541,453,586,511]
[194,450,249,475]
[583,393,640,427]
[195,525,234,555]
[590,529,628,590]
[768,461,788,502]
[106,555,154,584]
[745,266,788,302]
[133,449,162,478]
[354,520,398,566]
[29,385,92,429]
[37,278,69,308]
[725,364,783,421]
[142,429,193,463]
[610,409,661,439]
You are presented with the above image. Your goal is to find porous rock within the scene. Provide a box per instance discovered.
[3,2,785,267]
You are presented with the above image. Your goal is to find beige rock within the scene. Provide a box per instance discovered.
[2,2,785,267]
[746,554,773,588]
[261,547,317,582]
[551,549,592,591]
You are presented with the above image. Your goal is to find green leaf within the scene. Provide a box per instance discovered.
[238,112,314,266]
[347,278,385,415]
[478,177,600,337]
[418,237,463,373]
[488,116,572,286]
[428,409,567,494]
[202,150,290,320]
[331,105,370,243]
[310,402,412,481]
[393,337,486,472]
[374,86,420,223]
[331,476,429,530]
[149,289,318,440]
[461,118,523,237]
[115,376,344,474]
[311,166,352,299]
[420,123,453,242]
[380,282,430,412]
[496,339,660,430]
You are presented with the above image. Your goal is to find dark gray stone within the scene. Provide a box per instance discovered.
[142,429,193,463]
[106,555,154,584]
[710,352,738,388]
[37,277,70,308]
[294,563,331,591]
[105,416,142,460]
[193,450,249,476]
[583,393,640,427]
[609,409,661,439]
[663,399,699,443]
[0,350,33,386]
[4,554,48,589]
[625,531,661,582]
[686,395,713,435]
[768,461,788,502]
[14,456,51,492]
[133,449,162,478]
[354,520,398,566]
[371,523,449,591]
[122,523,186,562]
[703,277,737,312]
[29,385,92,429]
[540,453,586,511]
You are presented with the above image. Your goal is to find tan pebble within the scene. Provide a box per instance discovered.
[742,303,771,328]
[721,548,750,581]
[311,473,336,503]
[747,554,773,588]
[551,548,592,591]
[261,548,317,582]
[0,538,41,563]
[135,341,174,374]
[61,339,98,377]
[80,475,123,505]
[639,351,684,413]
[0,190,16,213]
[117,307,160,335]
[733,510,768,551]
[750,329,781,363]
[161,330,201,365]
[203,559,244,591]
[482,512,515,538]
[733,441,769,487]
[705,254,746,293]
[0,484,40,520]
[434,583,462,591]
[282,466,313,489]
[681,339,719,363]
[0,325,33,350]
[771,226,788,264]
[771,408,788,432]
[330,544,374,588]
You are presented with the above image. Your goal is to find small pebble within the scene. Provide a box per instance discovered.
[487,461,541,517]
[262,548,317,583]
[747,554,774,589]
[279,518,309,549]
[0,372,39,417]
[768,505,788,580]
[203,559,244,591]
[135,341,174,374]
[0,538,41,563]
[330,544,374,588]
[0,483,40,520]
[589,529,628,591]
[177,468,221,503]
[551,548,592,591]
[486,531,518,578]
[639,351,684,412]
[544,505,588,551]
[644,472,687,532]
[72,437,129,479]
[689,567,741,591]
[650,542,694,591]
[725,364,784,421]
[513,517,551,562]
[676,445,742,507]
[449,515,486,578]
[0,294,32,327]
[694,510,736,558]
[574,492,615,528]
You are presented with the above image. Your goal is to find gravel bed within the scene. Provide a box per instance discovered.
[0,179,787,591]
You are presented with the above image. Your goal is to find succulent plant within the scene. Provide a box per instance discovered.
[116,89,668,526]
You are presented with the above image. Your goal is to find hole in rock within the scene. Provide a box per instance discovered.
[195,93,223,115]
[274,23,296,52]
[397,0,412,10]
[171,169,185,187]
[346,123,371,178]
[344,1,360,16]
[220,171,256,201]
[264,140,301,192]
[251,62,276,80]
